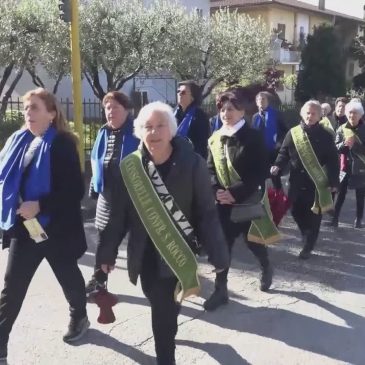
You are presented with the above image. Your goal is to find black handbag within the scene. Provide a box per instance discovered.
[230,190,266,223]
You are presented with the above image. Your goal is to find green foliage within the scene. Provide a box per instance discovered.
[0,111,24,149]
[152,3,270,99]
[295,24,346,102]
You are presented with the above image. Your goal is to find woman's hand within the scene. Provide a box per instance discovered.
[16,201,40,220]
[101,264,115,274]
[270,166,280,176]
[216,189,235,205]
[344,136,355,148]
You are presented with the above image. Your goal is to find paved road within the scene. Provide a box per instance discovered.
[0,191,364,365]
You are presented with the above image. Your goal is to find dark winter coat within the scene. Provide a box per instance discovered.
[207,122,269,204]
[275,122,340,200]
[335,121,365,189]
[175,105,210,159]
[98,136,230,285]
[2,132,87,260]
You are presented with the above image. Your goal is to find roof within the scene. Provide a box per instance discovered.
[210,0,365,23]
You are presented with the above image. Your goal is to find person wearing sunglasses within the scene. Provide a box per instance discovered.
[174,80,210,159]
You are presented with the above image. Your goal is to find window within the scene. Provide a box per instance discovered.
[277,23,286,40]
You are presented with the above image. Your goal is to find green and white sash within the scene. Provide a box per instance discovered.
[291,125,333,214]
[120,151,200,302]
[208,132,280,245]
[319,117,335,137]
[341,123,365,166]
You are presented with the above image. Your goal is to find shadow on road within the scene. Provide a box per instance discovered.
[176,339,252,365]
[70,328,155,365]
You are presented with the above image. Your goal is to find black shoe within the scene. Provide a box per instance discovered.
[0,344,7,362]
[260,266,273,292]
[203,287,228,311]
[63,316,90,343]
[85,277,106,296]
[299,249,312,260]
[354,218,363,229]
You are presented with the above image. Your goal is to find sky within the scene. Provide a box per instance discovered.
[302,0,364,18]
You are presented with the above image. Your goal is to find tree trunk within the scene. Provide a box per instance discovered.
[0,63,15,99]
[0,68,24,120]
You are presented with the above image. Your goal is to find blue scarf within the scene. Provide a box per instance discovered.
[176,105,197,137]
[253,106,278,151]
[210,114,222,133]
[91,115,139,193]
[0,126,56,230]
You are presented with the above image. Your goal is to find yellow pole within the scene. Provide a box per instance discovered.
[70,0,84,170]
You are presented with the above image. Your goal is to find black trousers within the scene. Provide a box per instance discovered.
[334,174,365,220]
[215,205,270,287]
[140,253,179,365]
[291,190,322,251]
[0,237,87,346]
[93,217,126,283]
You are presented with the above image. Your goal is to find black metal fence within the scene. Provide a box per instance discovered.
[1,98,300,153]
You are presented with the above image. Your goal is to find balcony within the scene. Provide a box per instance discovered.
[271,48,301,64]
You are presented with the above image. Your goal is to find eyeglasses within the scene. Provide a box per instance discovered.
[177,89,187,95]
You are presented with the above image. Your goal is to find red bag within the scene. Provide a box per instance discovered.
[268,187,291,226]
[90,287,118,324]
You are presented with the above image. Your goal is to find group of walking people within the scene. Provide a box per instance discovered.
[0,83,364,365]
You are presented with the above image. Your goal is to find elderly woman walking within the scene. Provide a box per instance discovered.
[174,80,210,159]
[0,88,89,362]
[100,101,229,365]
[272,100,339,259]
[86,91,139,294]
[204,90,280,312]
[330,100,365,228]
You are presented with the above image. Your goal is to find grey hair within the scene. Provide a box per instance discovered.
[134,101,177,139]
[321,103,331,115]
[345,100,364,117]
[300,100,322,120]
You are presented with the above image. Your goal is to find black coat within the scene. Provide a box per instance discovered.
[275,122,340,200]
[3,132,87,260]
[207,123,269,204]
[335,121,365,189]
[98,136,230,285]
[175,105,210,159]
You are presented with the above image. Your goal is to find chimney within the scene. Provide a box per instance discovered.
[318,0,325,10]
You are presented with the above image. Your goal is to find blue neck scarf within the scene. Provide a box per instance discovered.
[210,114,223,133]
[91,115,139,193]
[0,126,56,230]
[253,106,278,151]
[176,105,197,137]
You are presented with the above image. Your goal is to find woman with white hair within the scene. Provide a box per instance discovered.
[330,100,365,228]
[271,100,339,259]
[99,101,229,365]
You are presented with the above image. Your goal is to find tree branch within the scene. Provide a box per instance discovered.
[0,62,15,97]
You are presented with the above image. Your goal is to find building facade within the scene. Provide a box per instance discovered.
[210,0,365,103]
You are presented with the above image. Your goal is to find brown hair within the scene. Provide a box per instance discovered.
[335,97,348,106]
[102,91,131,109]
[216,90,247,111]
[178,80,202,106]
[22,88,69,133]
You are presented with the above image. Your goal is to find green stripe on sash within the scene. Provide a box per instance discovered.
[121,151,200,301]
[341,123,365,166]
[319,117,335,137]
[291,125,333,214]
[209,132,280,245]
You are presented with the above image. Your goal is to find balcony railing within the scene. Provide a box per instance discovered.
[271,48,301,64]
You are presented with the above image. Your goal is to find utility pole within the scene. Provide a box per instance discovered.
[58,0,84,170]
